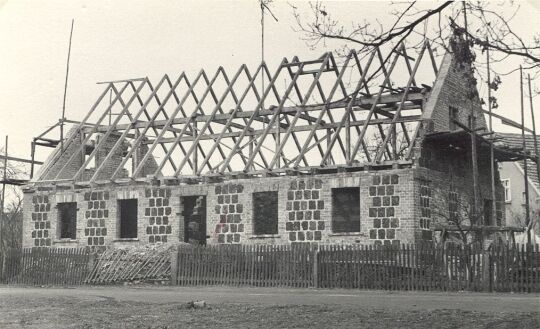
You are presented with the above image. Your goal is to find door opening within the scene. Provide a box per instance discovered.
[181,196,207,245]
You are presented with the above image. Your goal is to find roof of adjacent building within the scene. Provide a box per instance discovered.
[496,133,540,154]
[496,132,540,190]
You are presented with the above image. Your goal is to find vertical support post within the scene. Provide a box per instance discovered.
[193,120,198,175]
[30,140,36,179]
[135,129,141,176]
[469,111,480,233]
[249,138,254,171]
[345,113,351,163]
[170,245,178,285]
[312,244,319,288]
[482,247,491,292]
[0,136,8,250]
[61,19,75,151]
[486,41,496,226]
[520,66,531,247]
[326,128,332,166]
[392,124,397,160]
[276,114,281,169]
[527,74,540,198]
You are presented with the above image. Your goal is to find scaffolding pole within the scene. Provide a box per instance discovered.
[486,39,496,225]
[527,74,540,188]
[60,19,75,151]
[520,66,531,246]
[0,136,7,248]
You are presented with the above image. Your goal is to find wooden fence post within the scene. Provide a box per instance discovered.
[170,245,178,286]
[0,248,4,283]
[86,252,96,282]
[482,247,491,292]
[312,245,319,288]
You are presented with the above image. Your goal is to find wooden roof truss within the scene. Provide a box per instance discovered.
[35,42,440,183]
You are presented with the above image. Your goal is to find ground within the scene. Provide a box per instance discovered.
[0,286,538,329]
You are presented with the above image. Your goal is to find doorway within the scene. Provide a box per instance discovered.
[181,196,207,245]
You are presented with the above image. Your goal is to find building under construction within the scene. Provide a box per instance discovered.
[22,39,527,248]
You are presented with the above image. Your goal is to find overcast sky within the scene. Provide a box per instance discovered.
[0,0,539,165]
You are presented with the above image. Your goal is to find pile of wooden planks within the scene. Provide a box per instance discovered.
[85,244,173,284]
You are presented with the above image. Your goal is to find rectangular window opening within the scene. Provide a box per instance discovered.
[122,147,133,177]
[483,199,493,226]
[332,187,360,233]
[118,199,138,238]
[449,106,459,131]
[253,191,278,235]
[501,179,511,203]
[84,145,96,169]
[58,202,77,239]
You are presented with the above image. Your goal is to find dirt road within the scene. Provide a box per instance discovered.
[0,286,538,328]
[1,285,539,313]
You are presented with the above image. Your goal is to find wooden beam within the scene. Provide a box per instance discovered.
[217,58,288,174]
[482,109,534,133]
[92,75,175,183]
[93,92,426,132]
[52,82,130,180]
[320,51,378,166]
[0,154,43,165]
[349,49,401,164]
[148,115,422,144]
[290,51,355,169]
[34,84,113,181]
[267,55,332,170]
[73,80,149,181]
[131,70,209,179]
[196,64,269,175]
[174,65,246,176]
[375,42,427,162]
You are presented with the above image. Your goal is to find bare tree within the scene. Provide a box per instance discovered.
[0,147,26,250]
[1,194,23,250]
[509,208,540,236]
[433,193,482,245]
[291,1,540,97]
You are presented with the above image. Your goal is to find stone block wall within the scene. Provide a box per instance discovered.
[83,190,110,247]
[29,193,52,246]
[22,185,180,248]
[23,164,501,248]
[368,174,400,246]
[214,183,245,244]
[286,178,324,243]
[144,188,173,244]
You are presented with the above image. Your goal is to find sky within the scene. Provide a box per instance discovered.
[0,0,539,169]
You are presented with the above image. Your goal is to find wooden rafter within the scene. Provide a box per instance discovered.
[34,45,439,183]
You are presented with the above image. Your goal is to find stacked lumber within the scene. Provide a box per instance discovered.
[86,243,174,284]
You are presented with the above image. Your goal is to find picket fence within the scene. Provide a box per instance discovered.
[171,243,540,292]
[1,243,539,292]
[0,247,171,285]
[0,248,91,285]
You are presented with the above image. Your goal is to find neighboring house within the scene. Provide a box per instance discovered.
[22,40,515,249]
[497,133,540,235]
